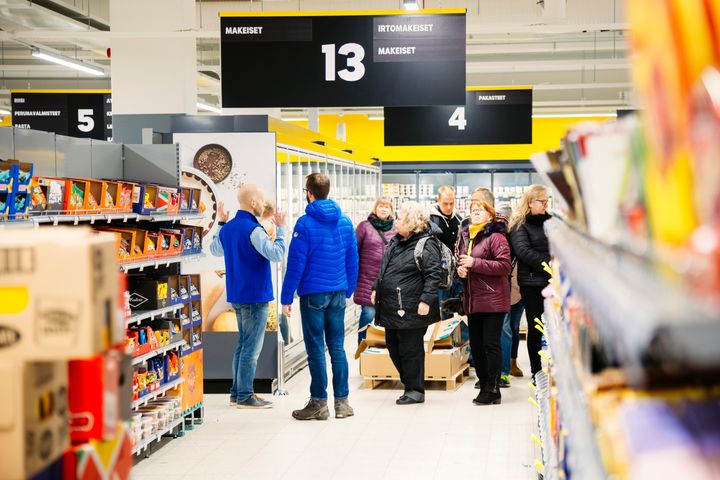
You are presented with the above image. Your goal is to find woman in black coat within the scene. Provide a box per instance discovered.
[372,201,442,405]
[509,185,552,378]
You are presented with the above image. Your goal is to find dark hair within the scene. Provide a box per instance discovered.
[306,173,330,200]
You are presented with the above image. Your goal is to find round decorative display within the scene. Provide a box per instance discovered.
[193,143,232,183]
[181,167,218,238]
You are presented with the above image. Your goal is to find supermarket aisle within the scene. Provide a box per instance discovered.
[132,336,537,480]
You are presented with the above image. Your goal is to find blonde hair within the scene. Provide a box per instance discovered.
[470,200,497,222]
[263,200,276,217]
[509,184,549,232]
[437,185,455,199]
[397,201,429,234]
[372,197,394,216]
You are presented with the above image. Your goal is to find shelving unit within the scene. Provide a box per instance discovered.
[131,340,186,366]
[128,304,185,326]
[132,377,185,410]
[119,253,204,273]
[131,417,184,456]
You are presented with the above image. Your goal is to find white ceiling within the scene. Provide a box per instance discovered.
[0,0,632,115]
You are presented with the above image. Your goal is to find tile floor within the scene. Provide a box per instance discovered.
[132,335,540,480]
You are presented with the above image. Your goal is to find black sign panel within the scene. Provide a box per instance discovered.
[220,11,466,108]
[11,92,112,141]
[384,89,533,146]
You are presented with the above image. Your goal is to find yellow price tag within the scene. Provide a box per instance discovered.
[534,324,546,335]
[539,351,553,364]
[542,261,553,275]
[534,317,545,327]
[528,382,538,392]
[528,397,539,408]
[534,460,545,474]
[531,434,542,447]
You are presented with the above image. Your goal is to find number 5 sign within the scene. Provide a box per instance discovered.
[220,10,466,108]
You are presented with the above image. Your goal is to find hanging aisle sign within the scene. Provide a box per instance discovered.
[384,87,533,146]
[219,10,466,108]
[11,90,112,141]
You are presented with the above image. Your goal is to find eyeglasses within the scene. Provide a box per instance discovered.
[533,199,549,206]
[470,209,484,214]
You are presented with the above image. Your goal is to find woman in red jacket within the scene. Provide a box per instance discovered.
[457,200,512,406]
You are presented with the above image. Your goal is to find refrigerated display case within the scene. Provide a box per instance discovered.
[381,164,544,218]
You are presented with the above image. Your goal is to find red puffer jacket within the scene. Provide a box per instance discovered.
[457,221,512,314]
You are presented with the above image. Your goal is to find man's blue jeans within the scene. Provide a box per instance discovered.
[438,278,464,320]
[300,291,349,401]
[230,302,268,402]
[501,300,525,375]
[357,305,375,344]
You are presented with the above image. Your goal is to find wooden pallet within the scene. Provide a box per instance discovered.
[362,364,471,392]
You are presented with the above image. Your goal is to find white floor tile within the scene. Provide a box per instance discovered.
[133,333,539,480]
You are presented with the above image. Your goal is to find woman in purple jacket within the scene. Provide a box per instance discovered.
[354,197,396,344]
[457,200,512,406]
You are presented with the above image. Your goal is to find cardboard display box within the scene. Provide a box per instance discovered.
[0,360,69,480]
[354,318,468,359]
[359,345,470,380]
[156,186,180,215]
[29,177,67,213]
[68,351,121,444]
[179,187,201,213]
[177,348,203,412]
[0,227,122,360]
[62,422,132,480]
[0,159,33,194]
[64,179,90,212]
[132,184,158,215]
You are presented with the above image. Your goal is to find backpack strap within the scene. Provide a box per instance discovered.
[413,236,429,271]
[372,226,390,246]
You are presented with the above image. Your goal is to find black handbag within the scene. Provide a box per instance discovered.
[442,296,465,316]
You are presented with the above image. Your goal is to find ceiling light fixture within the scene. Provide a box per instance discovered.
[0,108,11,116]
[368,115,385,121]
[284,117,309,122]
[532,112,618,119]
[403,0,421,11]
[196,102,222,114]
[31,49,104,76]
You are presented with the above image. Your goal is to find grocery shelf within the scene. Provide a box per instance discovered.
[132,417,184,456]
[131,339,186,366]
[1,212,204,229]
[119,253,204,272]
[128,304,185,326]
[132,377,185,410]
[545,218,720,386]
[534,370,558,480]
[544,302,607,480]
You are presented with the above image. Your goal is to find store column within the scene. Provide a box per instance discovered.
[110,0,197,115]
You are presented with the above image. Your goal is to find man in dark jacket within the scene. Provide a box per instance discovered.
[210,184,287,409]
[281,173,359,421]
[429,185,463,319]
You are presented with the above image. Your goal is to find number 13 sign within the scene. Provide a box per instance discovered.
[220,10,466,108]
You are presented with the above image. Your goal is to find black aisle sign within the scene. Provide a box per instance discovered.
[220,10,466,108]
[384,88,533,146]
[11,91,112,141]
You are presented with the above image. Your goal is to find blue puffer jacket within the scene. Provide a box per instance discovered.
[281,199,359,305]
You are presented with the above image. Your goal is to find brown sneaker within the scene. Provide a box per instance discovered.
[292,399,329,421]
[334,399,354,419]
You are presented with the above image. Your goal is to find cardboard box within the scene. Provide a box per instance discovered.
[62,423,132,480]
[64,179,89,212]
[167,275,182,305]
[28,177,66,213]
[0,191,8,220]
[0,160,12,193]
[117,354,132,422]
[68,351,120,443]
[83,179,103,211]
[359,345,470,380]
[100,229,134,262]
[161,228,183,255]
[425,317,469,351]
[0,360,69,480]
[9,191,29,220]
[0,228,121,360]
[128,277,169,311]
[132,184,158,215]
[117,182,135,213]
[187,274,201,300]
[179,187,200,213]
[156,186,180,215]
[0,159,33,194]
[177,348,203,412]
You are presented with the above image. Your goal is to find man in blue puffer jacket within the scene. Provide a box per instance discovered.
[281,173,359,421]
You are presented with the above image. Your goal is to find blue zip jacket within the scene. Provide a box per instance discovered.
[281,199,359,305]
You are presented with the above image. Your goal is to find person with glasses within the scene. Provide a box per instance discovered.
[456,201,512,405]
[508,185,552,380]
